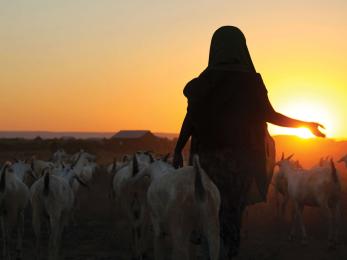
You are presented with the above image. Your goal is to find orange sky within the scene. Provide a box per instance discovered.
[1,1,346,139]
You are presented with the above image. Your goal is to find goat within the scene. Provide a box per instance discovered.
[30,168,74,260]
[51,149,69,164]
[318,156,330,167]
[0,162,30,260]
[121,156,174,259]
[112,152,154,202]
[112,152,153,259]
[276,154,341,247]
[107,157,125,175]
[273,153,307,219]
[107,157,129,200]
[147,155,220,260]
[30,157,54,179]
[70,149,95,165]
[52,151,92,219]
[11,160,35,185]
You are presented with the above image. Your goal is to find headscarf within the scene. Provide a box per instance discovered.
[207,26,256,73]
[185,26,258,98]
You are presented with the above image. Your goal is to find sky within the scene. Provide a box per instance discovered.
[1,0,346,139]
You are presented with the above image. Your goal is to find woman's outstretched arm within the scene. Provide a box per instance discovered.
[264,98,325,137]
[173,113,193,168]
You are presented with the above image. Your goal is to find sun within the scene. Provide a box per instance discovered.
[295,127,315,139]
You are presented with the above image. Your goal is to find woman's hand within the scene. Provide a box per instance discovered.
[173,152,183,169]
[305,122,326,137]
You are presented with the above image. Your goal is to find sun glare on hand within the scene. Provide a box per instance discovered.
[268,99,333,139]
[296,127,315,139]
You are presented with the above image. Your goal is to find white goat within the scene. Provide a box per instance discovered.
[112,152,154,201]
[30,158,54,179]
[51,149,69,164]
[0,162,30,260]
[107,157,125,175]
[272,153,309,219]
[311,156,331,169]
[122,156,174,259]
[319,156,330,167]
[52,151,92,211]
[70,150,95,165]
[11,160,34,184]
[107,156,132,182]
[30,168,74,260]
[276,154,341,247]
[107,157,130,200]
[112,152,154,259]
[147,155,220,260]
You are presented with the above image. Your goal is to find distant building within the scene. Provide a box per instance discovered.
[111,130,154,139]
[110,130,159,145]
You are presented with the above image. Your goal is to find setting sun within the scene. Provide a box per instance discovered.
[268,87,334,139]
[290,128,314,139]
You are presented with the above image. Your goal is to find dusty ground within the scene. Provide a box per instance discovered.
[6,169,346,260]
[236,201,347,260]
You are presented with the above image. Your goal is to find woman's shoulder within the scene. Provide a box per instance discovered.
[183,70,267,98]
[183,75,211,98]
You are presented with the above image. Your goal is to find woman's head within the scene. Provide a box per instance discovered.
[208,26,255,72]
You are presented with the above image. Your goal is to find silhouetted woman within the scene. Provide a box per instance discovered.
[173,26,325,259]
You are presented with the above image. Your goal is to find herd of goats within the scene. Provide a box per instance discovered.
[1,148,347,260]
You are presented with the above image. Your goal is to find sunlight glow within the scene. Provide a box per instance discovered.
[293,128,314,139]
[0,2,346,138]
[268,96,334,139]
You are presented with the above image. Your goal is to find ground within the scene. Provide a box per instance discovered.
[10,169,347,260]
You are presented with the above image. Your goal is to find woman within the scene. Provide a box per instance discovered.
[173,26,325,259]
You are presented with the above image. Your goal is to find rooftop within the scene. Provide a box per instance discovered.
[111,130,154,139]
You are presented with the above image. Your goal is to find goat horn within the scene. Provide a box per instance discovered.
[338,156,345,163]
[286,154,295,160]
[162,153,170,162]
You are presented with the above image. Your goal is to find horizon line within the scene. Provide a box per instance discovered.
[0,130,345,141]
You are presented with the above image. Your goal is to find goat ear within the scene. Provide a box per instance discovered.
[40,168,46,177]
[0,164,9,192]
[122,155,129,162]
[43,171,50,196]
[111,159,117,172]
[281,152,284,161]
[148,154,155,163]
[286,154,294,160]
[132,155,139,177]
[162,153,170,162]
[338,156,345,163]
